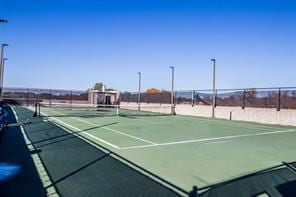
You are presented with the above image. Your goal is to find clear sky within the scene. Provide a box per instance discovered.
[0,0,295,91]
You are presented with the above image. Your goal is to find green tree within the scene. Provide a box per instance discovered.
[93,82,103,90]
[145,88,160,94]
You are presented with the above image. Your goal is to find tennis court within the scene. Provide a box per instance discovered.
[14,104,296,193]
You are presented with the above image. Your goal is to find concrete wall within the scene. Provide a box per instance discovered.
[176,104,296,126]
[120,102,171,114]
[121,102,296,126]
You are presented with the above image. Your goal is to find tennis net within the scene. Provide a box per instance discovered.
[35,103,173,117]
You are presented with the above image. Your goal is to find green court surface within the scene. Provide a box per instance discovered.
[14,105,296,192]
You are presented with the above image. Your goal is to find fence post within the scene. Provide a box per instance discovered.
[38,103,40,116]
[214,90,217,108]
[70,91,72,104]
[160,92,163,105]
[70,90,72,108]
[93,92,96,109]
[242,90,246,109]
[192,90,195,107]
[33,103,37,117]
[277,88,281,111]
[26,88,29,106]
[49,89,52,107]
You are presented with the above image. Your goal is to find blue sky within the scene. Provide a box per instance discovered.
[0,0,295,91]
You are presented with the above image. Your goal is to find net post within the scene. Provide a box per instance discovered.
[277,88,281,111]
[38,103,40,117]
[242,89,246,110]
[33,103,37,117]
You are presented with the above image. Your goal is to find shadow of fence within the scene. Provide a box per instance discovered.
[199,161,296,197]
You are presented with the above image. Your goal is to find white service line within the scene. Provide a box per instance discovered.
[45,109,157,145]
[205,140,229,145]
[41,112,120,149]
[75,117,157,145]
[120,129,296,150]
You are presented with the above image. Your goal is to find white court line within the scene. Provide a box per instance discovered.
[41,111,120,149]
[120,129,296,150]
[171,115,287,131]
[45,109,157,145]
[28,105,286,131]
[115,112,282,131]
[205,140,229,145]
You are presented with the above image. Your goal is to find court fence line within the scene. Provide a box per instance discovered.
[2,86,296,111]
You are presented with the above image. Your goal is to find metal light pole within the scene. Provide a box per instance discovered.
[137,72,141,110]
[0,58,7,100]
[170,66,175,115]
[0,44,8,100]
[0,19,7,113]
[210,59,216,118]
[0,44,9,71]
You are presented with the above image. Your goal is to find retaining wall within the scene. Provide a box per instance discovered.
[121,102,296,126]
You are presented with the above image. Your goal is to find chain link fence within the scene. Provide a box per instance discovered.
[3,87,88,106]
[3,87,296,110]
[119,92,171,104]
[175,87,296,110]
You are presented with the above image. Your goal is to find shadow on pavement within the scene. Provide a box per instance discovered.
[0,106,46,196]
[199,161,296,197]
[14,106,187,197]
